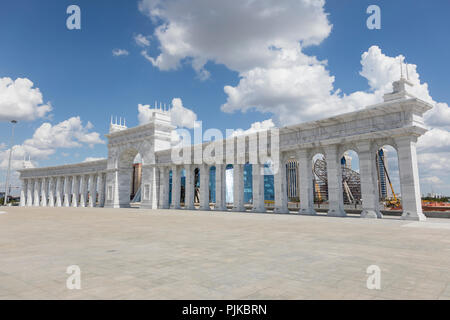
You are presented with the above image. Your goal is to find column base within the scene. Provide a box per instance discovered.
[299,208,316,215]
[140,204,157,209]
[402,211,426,221]
[327,208,347,217]
[170,205,181,210]
[232,206,245,212]
[184,205,195,210]
[214,205,227,212]
[361,209,382,219]
[251,207,266,213]
[274,207,289,214]
[104,203,130,208]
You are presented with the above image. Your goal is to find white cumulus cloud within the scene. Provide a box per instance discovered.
[138,0,331,78]
[0,116,104,171]
[112,48,129,56]
[134,34,150,47]
[0,77,52,122]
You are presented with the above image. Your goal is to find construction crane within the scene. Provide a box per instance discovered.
[383,163,401,208]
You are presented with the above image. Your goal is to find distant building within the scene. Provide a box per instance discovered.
[376,148,389,199]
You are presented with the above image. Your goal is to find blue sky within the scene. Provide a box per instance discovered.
[1,0,450,194]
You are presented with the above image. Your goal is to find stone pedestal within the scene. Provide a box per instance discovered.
[358,142,382,219]
[396,137,426,221]
[298,150,316,215]
[170,166,181,209]
[199,164,210,210]
[251,164,266,213]
[184,165,195,210]
[325,146,346,217]
[214,164,227,211]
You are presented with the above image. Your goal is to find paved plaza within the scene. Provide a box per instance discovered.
[1,207,450,300]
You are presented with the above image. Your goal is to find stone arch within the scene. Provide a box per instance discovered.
[225,164,234,206]
[285,155,299,204]
[373,143,401,211]
[243,162,252,205]
[209,166,216,205]
[339,149,361,206]
[194,167,200,206]
[312,152,328,206]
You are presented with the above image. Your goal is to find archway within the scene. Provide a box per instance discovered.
[180,168,186,207]
[312,153,328,207]
[117,148,140,207]
[286,159,299,208]
[263,160,275,211]
[130,154,142,204]
[225,164,233,208]
[194,167,200,207]
[340,150,361,207]
[210,166,216,205]
[244,163,252,205]
[377,145,401,211]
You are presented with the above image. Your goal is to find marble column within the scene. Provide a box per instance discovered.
[97,173,105,207]
[104,168,120,208]
[170,166,181,209]
[199,164,210,210]
[40,177,47,207]
[63,176,71,207]
[358,142,382,219]
[158,167,170,209]
[88,174,97,207]
[184,165,194,210]
[232,164,245,211]
[79,175,87,207]
[71,175,79,207]
[33,178,40,207]
[298,149,316,215]
[48,177,55,207]
[214,164,227,211]
[140,165,159,209]
[251,163,266,212]
[55,177,63,207]
[325,145,346,217]
[26,178,34,206]
[274,157,288,214]
[395,136,426,221]
[20,179,27,207]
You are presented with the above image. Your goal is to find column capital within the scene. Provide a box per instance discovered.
[297,148,312,159]
[355,140,375,153]
[394,135,418,145]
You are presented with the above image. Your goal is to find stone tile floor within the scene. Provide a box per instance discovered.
[0,207,450,300]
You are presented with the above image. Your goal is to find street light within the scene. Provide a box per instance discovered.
[3,120,18,206]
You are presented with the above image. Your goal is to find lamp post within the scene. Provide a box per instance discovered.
[4,120,18,206]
